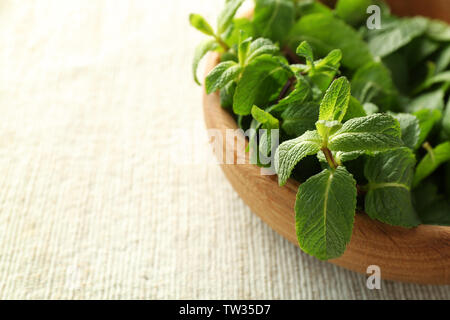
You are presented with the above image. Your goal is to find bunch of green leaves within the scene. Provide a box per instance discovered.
[190,0,450,261]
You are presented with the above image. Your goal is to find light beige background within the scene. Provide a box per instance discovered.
[0,0,448,299]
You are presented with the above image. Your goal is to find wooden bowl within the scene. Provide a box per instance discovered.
[202,1,450,285]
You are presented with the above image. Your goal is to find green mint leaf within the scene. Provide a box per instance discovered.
[351,62,397,110]
[272,76,311,113]
[436,45,450,74]
[413,183,450,226]
[426,19,450,42]
[233,55,291,115]
[220,81,236,109]
[296,0,332,17]
[192,39,219,85]
[238,35,252,65]
[288,13,373,70]
[414,71,450,94]
[364,148,421,227]
[342,96,367,121]
[296,41,315,66]
[316,120,342,142]
[274,130,322,186]
[404,37,440,67]
[407,89,445,113]
[189,13,216,36]
[309,49,343,93]
[205,61,241,94]
[295,167,356,260]
[223,17,255,46]
[442,99,450,139]
[281,102,319,137]
[314,49,342,73]
[318,77,351,123]
[217,0,246,35]
[391,113,420,150]
[413,142,450,188]
[251,105,279,129]
[246,38,279,64]
[413,109,442,147]
[367,17,428,58]
[328,113,403,152]
[363,102,379,115]
[254,0,295,43]
[335,0,373,26]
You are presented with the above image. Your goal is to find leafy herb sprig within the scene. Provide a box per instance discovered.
[190,0,450,260]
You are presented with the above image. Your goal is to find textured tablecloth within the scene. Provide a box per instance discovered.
[0,0,449,300]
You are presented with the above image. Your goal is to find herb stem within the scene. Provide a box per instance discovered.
[215,35,230,52]
[277,76,296,103]
[321,147,339,170]
[422,141,436,163]
[282,45,301,64]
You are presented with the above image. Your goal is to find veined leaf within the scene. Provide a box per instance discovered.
[413,142,450,188]
[318,77,351,123]
[220,81,236,109]
[246,38,279,64]
[205,61,241,94]
[295,167,356,260]
[189,13,216,36]
[351,62,397,110]
[192,39,219,85]
[296,41,315,67]
[275,130,322,186]
[314,49,342,73]
[288,13,373,70]
[272,76,312,113]
[233,55,291,115]
[251,105,279,129]
[367,17,428,58]
[364,148,420,227]
[217,0,246,34]
[281,102,319,137]
[254,0,295,43]
[251,106,279,159]
[238,35,252,65]
[391,113,420,150]
[328,113,403,152]
[413,108,442,147]
[309,49,343,92]
[316,120,342,143]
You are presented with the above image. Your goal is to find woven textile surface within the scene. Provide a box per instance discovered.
[0,0,449,299]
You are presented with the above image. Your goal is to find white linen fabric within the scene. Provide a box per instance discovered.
[0,0,448,299]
